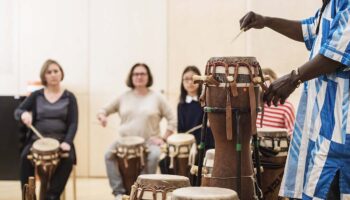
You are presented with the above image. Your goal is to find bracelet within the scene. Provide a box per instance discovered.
[291,69,303,88]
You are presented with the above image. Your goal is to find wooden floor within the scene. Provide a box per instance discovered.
[0,177,114,200]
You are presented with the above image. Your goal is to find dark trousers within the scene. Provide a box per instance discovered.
[20,144,74,200]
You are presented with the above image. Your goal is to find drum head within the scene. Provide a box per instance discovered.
[257,127,288,138]
[118,136,145,146]
[172,187,238,200]
[167,134,195,145]
[32,138,60,152]
[136,174,190,187]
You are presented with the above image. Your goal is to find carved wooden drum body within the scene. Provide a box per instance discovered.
[201,57,262,200]
[257,128,290,200]
[115,136,147,194]
[29,138,61,200]
[167,134,196,177]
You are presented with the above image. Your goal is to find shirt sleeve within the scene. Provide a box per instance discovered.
[64,92,79,144]
[14,91,38,121]
[319,3,350,66]
[301,10,320,51]
[159,94,177,132]
[98,96,120,116]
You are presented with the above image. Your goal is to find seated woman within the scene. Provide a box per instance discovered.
[97,63,177,200]
[15,59,78,200]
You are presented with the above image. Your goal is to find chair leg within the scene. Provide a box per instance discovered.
[73,166,77,200]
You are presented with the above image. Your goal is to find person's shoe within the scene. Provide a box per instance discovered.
[115,194,123,200]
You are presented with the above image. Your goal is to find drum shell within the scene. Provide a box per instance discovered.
[257,129,289,200]
[166,134,196,178]
[116,144,147,195]
[203,57,261,200]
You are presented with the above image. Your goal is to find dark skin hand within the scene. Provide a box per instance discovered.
[264,54,341,106]
[239,11,342,106]
[239,11,304,42]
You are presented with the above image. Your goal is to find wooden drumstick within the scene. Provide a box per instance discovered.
[192,75,208,84]
[231,29,244,44]
[185,124,202,134]
[28,124,44,139]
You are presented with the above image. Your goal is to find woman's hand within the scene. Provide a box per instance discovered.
[148,136,165,146]
[21,111,32,126]
[60,142,71,151]
[97,113,108,127]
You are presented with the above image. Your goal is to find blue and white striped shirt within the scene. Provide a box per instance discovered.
[280,0,350,199]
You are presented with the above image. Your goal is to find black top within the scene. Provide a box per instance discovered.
[177,100,215,149]
[14,89,78,146]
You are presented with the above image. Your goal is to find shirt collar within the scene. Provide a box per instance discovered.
[185,95,198,103]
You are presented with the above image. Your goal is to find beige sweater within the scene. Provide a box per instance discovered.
[99,90,177,139]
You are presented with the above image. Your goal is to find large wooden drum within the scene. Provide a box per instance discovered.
[200,57,262,200]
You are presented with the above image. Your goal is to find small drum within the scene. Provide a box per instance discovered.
[257,128,289,200]
[198,57,263,199]
[28,138,61,200]
[167,134,196,177]
[31,138,60,166]
[171,187,239,200]
[130,174,191,200]
[114,136,147,194]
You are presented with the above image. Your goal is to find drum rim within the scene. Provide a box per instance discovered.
[167,134,195,145]
[117,135,145,146]
[172,186,238,198]
[137,174,190,181]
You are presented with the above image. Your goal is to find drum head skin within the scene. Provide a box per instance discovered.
[171,187,238,200]
[118,136,145,146]
[167,134,195,145]
[32,138,60,152]
[137,174,190,187]
[257,127,288,138]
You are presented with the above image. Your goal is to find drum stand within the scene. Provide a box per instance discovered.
[196,111,208,186]
[196,107,263,200]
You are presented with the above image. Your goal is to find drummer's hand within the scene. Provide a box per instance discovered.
[60,142,71,151]
[263,72,297,107]
[97,113,108,127]
[240,11,266,31]
[148,136,165,146]
[21,111,32,126]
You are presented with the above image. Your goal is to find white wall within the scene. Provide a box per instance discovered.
[0,0,320,177]
[88,0,167,176]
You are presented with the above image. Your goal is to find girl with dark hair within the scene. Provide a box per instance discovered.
[178,66,214,149]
